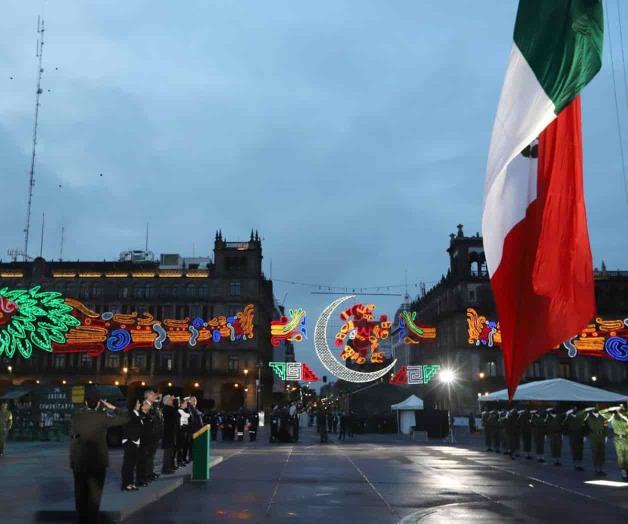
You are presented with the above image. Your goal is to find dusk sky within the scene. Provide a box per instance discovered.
[2,1,628,379]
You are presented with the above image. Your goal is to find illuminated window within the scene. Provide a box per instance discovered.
[486,361,497,377]
[53,354,66,369]
[228,355,240,371]
[229,281,241,296]
[104,353,120,369]
[559,362,571,378]
[161,353,173,372]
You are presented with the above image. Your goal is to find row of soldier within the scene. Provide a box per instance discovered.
[481,405,628,480]
[208,411,260,442]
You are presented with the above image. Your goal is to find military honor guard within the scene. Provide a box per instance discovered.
[0,402,13,457]
[488,409,500,453]
[481,409,492,451]
[584,407,608,476]
[518,409,533,460]
[564,406,586,471]
[546,408,564,466]
[530,410,547,462]
[601,405,628,482]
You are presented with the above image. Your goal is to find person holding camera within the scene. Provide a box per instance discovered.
[69,389,129,524]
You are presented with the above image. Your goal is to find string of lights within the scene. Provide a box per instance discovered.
[272,277,439,294]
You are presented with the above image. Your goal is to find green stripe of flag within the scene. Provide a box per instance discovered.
[514,0,604,113]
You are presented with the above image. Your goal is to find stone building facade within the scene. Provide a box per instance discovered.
[0,231,277,410]
[392,225,628,414]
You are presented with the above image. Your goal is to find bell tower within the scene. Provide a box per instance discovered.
[446,224,487,280]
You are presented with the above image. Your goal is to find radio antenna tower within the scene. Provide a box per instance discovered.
[23,16,46,261]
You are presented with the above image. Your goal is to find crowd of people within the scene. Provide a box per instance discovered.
[480,404,628,481]
[208,410,260,442]
[315,408,355,443]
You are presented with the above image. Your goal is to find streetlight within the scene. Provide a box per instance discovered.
[439,368,456,444]
[479,371,485,379]
[592,375,597,382]
[194,382,200,388]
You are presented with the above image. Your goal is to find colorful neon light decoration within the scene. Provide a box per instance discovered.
[398,311,436,345]
[467,308,628,362]
[0,286,256,358]
[389,365,441,385]
[334,303,391,364]
[270,308,306,346]
[0,286,80,358]
[268,362,320,382]
[466,308,501,347]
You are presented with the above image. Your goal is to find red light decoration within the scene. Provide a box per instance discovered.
[335,303,390,365]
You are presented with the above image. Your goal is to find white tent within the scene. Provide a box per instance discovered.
[479,378,628,403]
[391,395,424,435]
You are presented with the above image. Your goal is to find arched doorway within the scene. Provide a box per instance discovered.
[220,383,244,411]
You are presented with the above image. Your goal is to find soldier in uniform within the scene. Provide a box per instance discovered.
[530,410,547,462]
[584,406,608,476]
[498,410,509,455]
[248,411,259,441]
[601,405,628,482]
[70,389,129,524]
[481,409,492,451]
[518,408,533,460]
[507,408,521,458]
[546,408,564,466]
[563,406,586,471]
[0,402,13,457]
[489,409,500,452]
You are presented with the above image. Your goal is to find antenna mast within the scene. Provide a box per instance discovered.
[39,212,45,257]
[59,225,65,261]
[23,16,46,261]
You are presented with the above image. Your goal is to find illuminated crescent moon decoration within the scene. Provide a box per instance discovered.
[314,295,397,383]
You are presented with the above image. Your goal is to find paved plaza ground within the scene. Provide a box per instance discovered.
[2,427,628,523]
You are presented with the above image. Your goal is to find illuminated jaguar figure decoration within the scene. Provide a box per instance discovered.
[335,303,390,364]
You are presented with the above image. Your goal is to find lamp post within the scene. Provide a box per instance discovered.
[243,368,249,408]
[439,368,456,444]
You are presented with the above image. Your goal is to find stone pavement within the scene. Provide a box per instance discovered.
[0,439,223,524]
[124,427,628,524]
[2,428,628,523]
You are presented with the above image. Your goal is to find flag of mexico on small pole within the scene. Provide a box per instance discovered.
[483,1,603,399]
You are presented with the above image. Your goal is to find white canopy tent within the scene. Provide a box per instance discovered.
[479,378,628,403]
[391,394,424,435]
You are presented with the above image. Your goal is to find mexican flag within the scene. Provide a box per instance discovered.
[483,1,603,399]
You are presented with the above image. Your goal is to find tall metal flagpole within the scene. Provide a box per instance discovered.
[23,17,46,260]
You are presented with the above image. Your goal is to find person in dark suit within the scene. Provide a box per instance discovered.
[120,399,145,491]
[70,389,129,524]
[136,400,154,486]
[187,396,203,461]
[161,395,178,474]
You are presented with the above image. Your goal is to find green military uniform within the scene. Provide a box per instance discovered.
[488,410,500,452]
[563,409,587,470]
[0,406,13,456]
[584,410,608,474]
[601,407,628,481]
[70,406,129,523]
[546,411,564,465]
[531,411,547,462]
[498,411,509,454]
[518,410,533,459]
[506,409,520,457]
[481,410,492,451]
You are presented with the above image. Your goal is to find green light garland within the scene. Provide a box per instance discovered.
[0,286,80,359]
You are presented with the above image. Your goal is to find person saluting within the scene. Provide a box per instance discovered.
[70,388,129,524]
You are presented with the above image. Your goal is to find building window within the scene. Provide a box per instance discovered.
[132,353,147,371]
[135,286,145,299]
[119,286,129,299]
[531,361,542,378]
[229,281,241,296]
[187,285,197,298]
[53,354,66,369]
[559,362,571,378]
[161,353,173,372]
[171,287,180,298]
[228,355,239,371]
[80,284,90,299]
[199,285,208,298]
[80,354,93,369]
[189,353,202,369]
[146,284,155,299]
[163,305,174,318]
[93,285,103,298]
[468,289,476,302]
[105,353,120,369]
[190,305,202,319]
[486,361,497,377]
